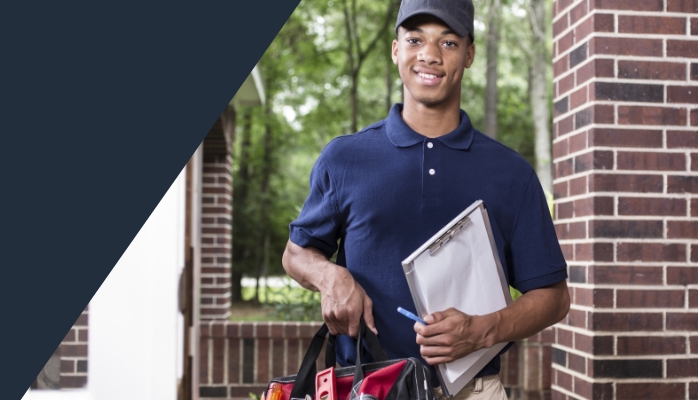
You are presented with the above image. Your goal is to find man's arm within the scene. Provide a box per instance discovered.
[414,280,570,364]
[282,239,377,338]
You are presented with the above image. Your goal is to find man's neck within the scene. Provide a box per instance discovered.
[400,98,462,138]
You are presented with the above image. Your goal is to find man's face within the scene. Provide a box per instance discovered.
[392,15,475,109]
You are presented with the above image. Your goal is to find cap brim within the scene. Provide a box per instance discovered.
[395,8,469,37]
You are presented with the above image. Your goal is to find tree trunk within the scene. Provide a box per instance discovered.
[231,270,244,304]
[231,110,253,303]
[350,69,359,132]
[254,96,275,304]
[385,37,393,114]
[529,0,552,195]
[343,0,400,132]
[484,0,501,140]
[385,4,399,114]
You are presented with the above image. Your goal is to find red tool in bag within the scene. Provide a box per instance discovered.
[261,319,436,400]
[315,366,337,400]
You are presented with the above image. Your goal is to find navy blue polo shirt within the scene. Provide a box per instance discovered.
[289,103,567,381]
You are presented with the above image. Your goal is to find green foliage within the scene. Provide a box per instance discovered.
[240,278,322,322]
[266,286,322,322]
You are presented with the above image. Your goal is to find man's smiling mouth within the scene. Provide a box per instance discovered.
[414,70,444,86]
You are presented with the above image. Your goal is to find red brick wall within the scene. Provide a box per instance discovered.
[201,151,233,320]
[552,1,698,399]
[500,329,555,400]
[199,321,324,399]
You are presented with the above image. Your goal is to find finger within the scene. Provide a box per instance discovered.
[420,344,455,358]
[416,332,453,346]
[422,355,455,365]
[363,297,378,336]
[326,321,339,336]
[325,315,346,336]
[348,318,361,338]
[413,321,425,335]
[324,311,349,336]
[415,320,443,338]
[429,311,447,323]
[420,346,456,365]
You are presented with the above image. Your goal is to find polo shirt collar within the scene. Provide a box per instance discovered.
[385,103,475,150]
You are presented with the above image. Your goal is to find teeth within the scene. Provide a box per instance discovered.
[418,72,438,79]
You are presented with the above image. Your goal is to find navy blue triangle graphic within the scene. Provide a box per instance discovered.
[0,1,300,397]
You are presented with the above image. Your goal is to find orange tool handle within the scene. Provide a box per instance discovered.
[268,382,283,400]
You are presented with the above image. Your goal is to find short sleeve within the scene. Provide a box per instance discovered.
[507,170,568,293]
[289,156,342,259]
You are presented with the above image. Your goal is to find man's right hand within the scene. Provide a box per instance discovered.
[282,239,377,338]
[320,264,377,338]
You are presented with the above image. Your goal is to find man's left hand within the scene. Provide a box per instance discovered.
[414,308,495,365]
[414,281,570,365]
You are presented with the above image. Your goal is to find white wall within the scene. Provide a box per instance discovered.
[24,168,186,400]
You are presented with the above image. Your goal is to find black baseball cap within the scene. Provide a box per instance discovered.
[395,0,475,39]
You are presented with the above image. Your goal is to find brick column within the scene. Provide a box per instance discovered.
[201,113,234,320]
[552,1,698,399]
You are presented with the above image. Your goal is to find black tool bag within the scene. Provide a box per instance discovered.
[262,320,436,400]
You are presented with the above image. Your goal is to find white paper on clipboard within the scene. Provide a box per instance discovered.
[402,200,512,397]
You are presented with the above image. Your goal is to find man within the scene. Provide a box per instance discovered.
[282,0,570,398]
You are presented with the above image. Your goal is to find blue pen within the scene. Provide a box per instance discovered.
[397,307,428,325]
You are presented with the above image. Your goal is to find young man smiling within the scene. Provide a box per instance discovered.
[283,0,570,398]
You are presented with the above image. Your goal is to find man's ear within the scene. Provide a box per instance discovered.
[464,43,476,69]
[391,38,399,65]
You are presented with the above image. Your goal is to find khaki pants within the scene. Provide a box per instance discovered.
[434,375,508,400]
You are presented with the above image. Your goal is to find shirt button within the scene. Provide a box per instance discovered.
[427,142,433,149]
[429,169,435,175]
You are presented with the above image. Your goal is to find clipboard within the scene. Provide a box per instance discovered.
[401,200,513,397]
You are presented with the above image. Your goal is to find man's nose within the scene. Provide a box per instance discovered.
[418,41,442,64]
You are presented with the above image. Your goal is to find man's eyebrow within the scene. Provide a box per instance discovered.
[403,27,457,36]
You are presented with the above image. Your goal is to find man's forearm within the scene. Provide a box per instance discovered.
[484,280,570,347]
[281,239,337,292]
[282,239,378,337]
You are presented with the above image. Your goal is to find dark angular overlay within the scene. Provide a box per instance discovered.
[0,1,299,398]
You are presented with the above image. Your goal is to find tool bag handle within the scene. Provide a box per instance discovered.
[290,319,389,399]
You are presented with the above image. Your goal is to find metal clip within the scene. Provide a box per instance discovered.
[428,216,470,255]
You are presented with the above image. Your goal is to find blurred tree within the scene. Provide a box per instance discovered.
[231,109,253,303]
[342,0,400,132]
[527,0,553,194]
[484,0,501,139]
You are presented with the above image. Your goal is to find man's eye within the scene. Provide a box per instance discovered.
[444,41,457,47]
[407,38,420,44]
